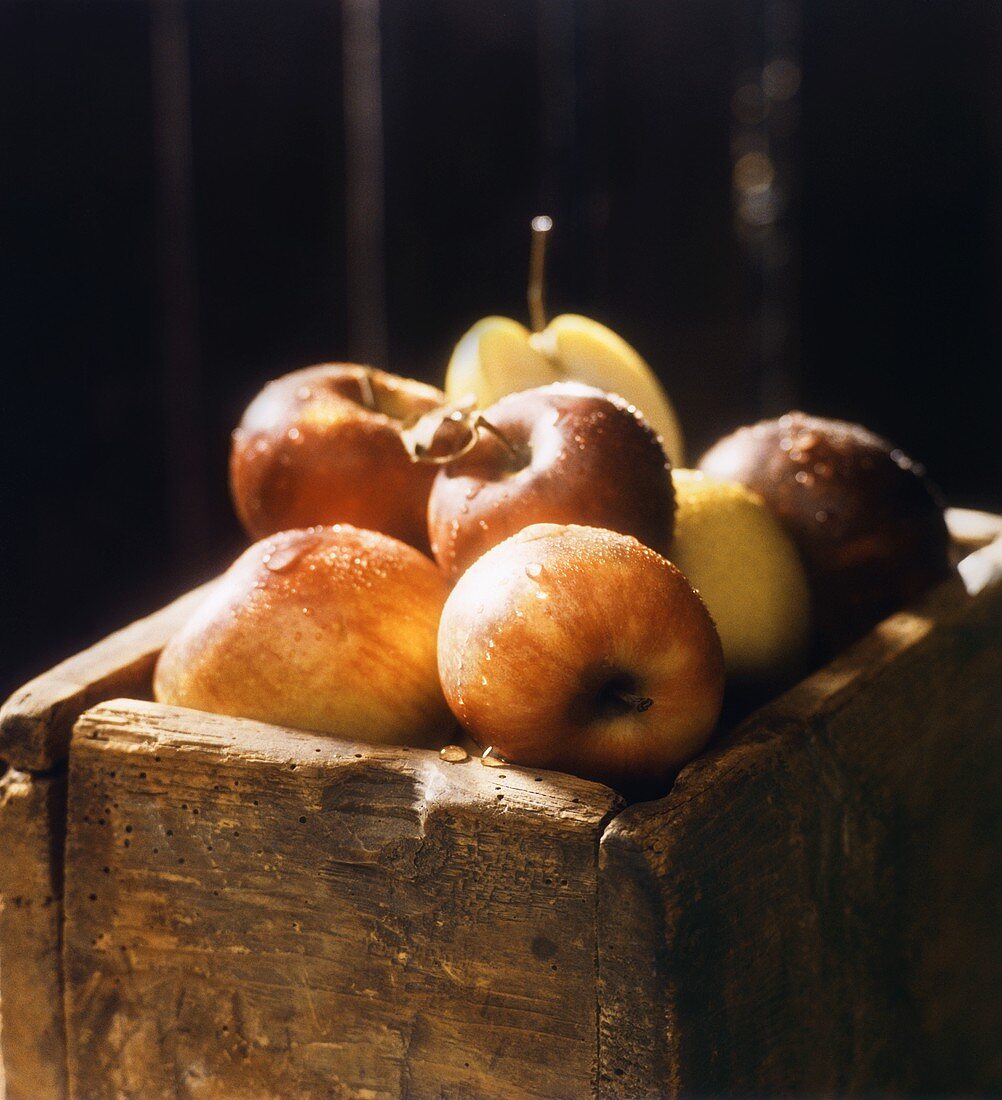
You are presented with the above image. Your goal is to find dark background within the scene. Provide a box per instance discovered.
[2,0,1001,704]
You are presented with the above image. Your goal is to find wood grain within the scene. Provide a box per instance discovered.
[0,767,68,1100]
[0,583,212,772]
[598,569,1002,1096]
[64,700,622,1099]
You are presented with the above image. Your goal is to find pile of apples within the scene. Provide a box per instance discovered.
[155,223,951,799]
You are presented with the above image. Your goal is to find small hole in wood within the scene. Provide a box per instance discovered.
[123,840,130,848]
[124,825,132,834]
[299,816,307,823]
[177,858,185,865]
[139,772,147,779]
[155,756,161,763]
[102,867,110,874]
[166,830,173,837]
[153,848,159,854]
[88,894,97,902]
[354,753,362,759]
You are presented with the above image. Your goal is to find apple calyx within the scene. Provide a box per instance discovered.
[592,672,654,718]
[402,399,530,471]
[616,690,654,713]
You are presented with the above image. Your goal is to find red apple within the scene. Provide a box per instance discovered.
[426,382,675,581]
[436,523,724,796]
[154,525,452,745]
[699,412,952,650]
[229,364,446,551]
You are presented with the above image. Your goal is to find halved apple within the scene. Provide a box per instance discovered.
[444,313,686,467]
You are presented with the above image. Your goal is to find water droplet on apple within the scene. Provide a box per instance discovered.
[481,676,488,686]
[816,509,829,523]
[478,519,489,531]
[287,427,301,443]
[795,470,812,485]
[302,606,313,616]
[487,638,495,648]
[254,438,270,455]
[535,590,548,600]
[525,562,543,578]
[296,386,312,401]
[779,436,794,452]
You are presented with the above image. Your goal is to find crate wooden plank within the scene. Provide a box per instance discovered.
[0,767,68,1100]
[0,583,212,773]
[64,701,622,1099]
[597,569,1002,1096]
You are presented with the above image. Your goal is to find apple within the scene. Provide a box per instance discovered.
[444,218,685,466]
[669,469,811,683]
[437,523,725,797]
[699,412,952,650]
[229,363,446,551]
[425,382,676,582]
[154,525,452,745]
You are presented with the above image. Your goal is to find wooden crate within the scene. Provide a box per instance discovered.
[2,512,1000,1099]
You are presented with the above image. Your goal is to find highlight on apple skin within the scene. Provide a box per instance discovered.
[154,525,452,746]
[436,523,725,797]
[229,363,446,552]
[427,382,676,582]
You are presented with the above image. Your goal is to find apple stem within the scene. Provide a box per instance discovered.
[475,416,531,469]
[614,690,654,713]
[357,368,378,412]
[528,215,552,333]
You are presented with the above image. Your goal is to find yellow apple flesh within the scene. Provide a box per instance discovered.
[445,314,685,466]
[154,526,452,746]
[669,470,812,683]
[437,523,724,797]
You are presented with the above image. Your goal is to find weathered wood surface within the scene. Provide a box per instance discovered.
[0,583,212,772]
[0,767,68,1100]
[598,567,1002,1096]
[65,700,622,1099]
